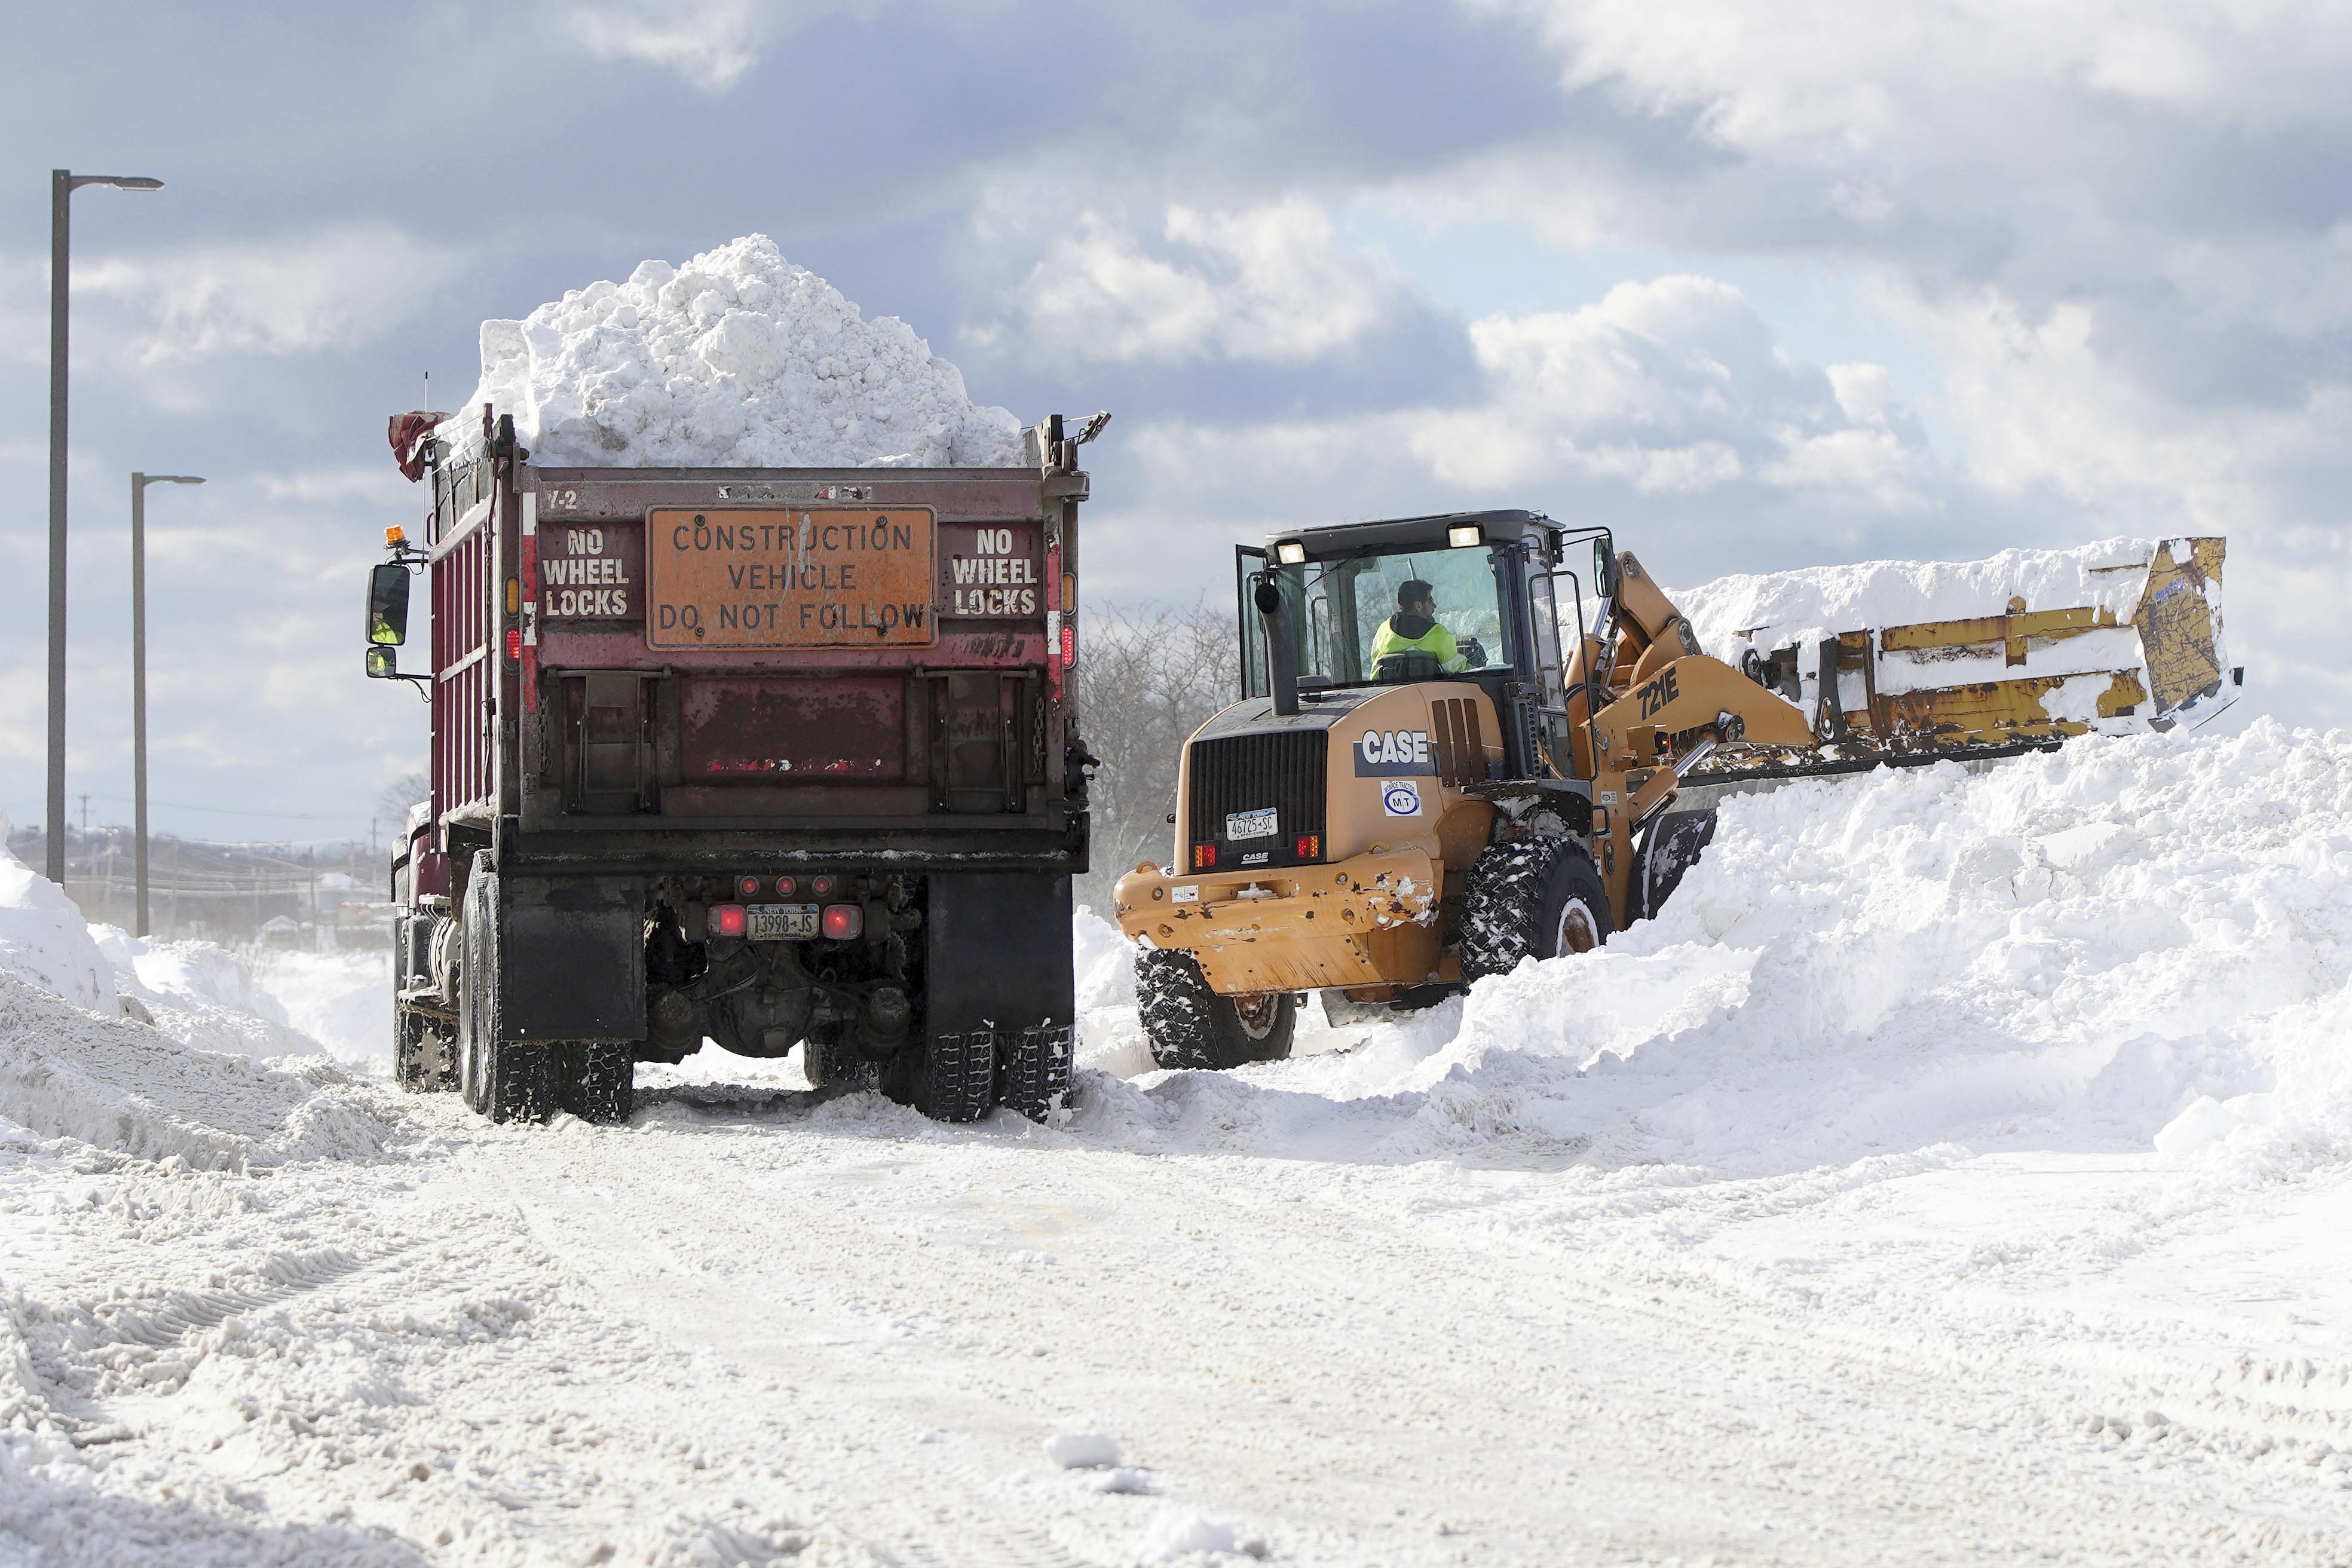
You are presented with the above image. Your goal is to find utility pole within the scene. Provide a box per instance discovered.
[48,169,165,885]
[131,471,202,936]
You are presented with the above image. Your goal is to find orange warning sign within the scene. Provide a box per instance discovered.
[645,506,938,650]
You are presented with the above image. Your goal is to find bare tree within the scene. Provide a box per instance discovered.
[375,771,428,835]
[1074,601,1238,912]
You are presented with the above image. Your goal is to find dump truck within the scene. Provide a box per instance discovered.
[366,406,1105,1123]
[1111,512,2234,1068]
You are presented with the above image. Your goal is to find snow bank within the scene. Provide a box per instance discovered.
[1422,720,2352,1175]
[91,927,317,1061]
[0,843,114,1016]
[251,950,390,1064]
[0,970,387,1169]
[449,234,1025,469]
[1079,721,2352,1183]
[1073,908,1153,1079]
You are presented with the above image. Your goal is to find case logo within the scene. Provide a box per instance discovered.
[1353,729,1437,777]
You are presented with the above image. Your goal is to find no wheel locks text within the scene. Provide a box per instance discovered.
[646,506,938,649]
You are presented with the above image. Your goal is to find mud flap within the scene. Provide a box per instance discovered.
[495,875,647,1042]
[924,872,1075,1120]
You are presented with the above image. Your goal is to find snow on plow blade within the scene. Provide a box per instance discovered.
[1677,537,2237,783]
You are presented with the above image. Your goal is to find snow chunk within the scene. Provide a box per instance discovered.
[1137,1506,1244,1561]
[1043,1429,1122,1469]
[446,234,1025,470]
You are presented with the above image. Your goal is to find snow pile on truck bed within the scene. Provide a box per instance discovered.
[1085,721,2352,1181]
[448,233,1025,469]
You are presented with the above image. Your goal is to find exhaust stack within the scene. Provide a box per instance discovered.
[1254,575,1300,716]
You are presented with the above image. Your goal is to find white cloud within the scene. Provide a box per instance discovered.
[1488,0,2352,158]
[558,0,874,91]
[1406,276,1932,505]
[995,200,1409,365]
[72,225,465,365]
[1085,271,1944,608]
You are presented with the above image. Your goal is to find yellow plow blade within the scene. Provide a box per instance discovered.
[1679,537,2238,780]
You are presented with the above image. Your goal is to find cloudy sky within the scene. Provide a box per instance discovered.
[4,0,2346,844]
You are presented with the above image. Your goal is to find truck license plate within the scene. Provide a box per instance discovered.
[1225,807,1278,841]
[745,904,820,941]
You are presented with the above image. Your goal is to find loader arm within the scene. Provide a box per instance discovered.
[1582,654,1812,922]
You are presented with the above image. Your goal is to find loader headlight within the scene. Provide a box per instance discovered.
[1275,541,1306,565]
[1447,524,1483,548]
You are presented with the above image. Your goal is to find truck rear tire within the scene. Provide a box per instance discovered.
[1458,837,1611,986]
[559,1043,635,1124]
[1137,950,1297,1070]
[893,1028,997,1122]
[458,863,558,1124]
[996,1024,1074,1121]
[394,1006,455,1092]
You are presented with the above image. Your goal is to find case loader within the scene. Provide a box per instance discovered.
[1111,512,2234,1069]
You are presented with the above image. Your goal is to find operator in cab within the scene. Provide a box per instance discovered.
[1371,579,1470,675]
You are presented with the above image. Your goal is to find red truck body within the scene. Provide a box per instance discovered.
[382,409,1097,1123]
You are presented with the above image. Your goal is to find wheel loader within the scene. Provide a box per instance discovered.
[1111,512,2235,1069]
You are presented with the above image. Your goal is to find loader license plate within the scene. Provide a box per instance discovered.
[746,904,820,941]
[1225,807,1278,841]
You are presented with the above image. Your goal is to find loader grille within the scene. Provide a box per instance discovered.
[1187,730,1328,869]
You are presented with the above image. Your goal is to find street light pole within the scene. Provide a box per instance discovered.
[131,471,202,938]
[47,169,164,886]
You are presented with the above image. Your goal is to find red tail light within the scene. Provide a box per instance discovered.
[1192,843,1217,870]
[774,875,796,897]
[821,904,863,940]
[504,627,523,662]
[736,875,760,898]
[708,904,747,938]
[1061,624,1076,668]
[811,874,835,896]
[1295,834,1320,860]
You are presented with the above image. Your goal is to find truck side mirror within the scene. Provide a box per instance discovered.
[366,646,398,680]
[368,562,411,647]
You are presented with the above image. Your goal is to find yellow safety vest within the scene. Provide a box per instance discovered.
[1370,615,1466,674]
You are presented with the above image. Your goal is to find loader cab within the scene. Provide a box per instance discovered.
[1237,510,1615,780]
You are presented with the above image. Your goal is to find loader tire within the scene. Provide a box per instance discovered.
[1137,950,1296,1070]
[457,862,558,1125]
[559,1042,635,1125]
[1458,838,1610,986]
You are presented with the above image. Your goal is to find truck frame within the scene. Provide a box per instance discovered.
[370,408,1102,1123]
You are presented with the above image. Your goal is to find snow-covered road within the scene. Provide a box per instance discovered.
[7,1056,2351,1567]
[7,721,2352,1564]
